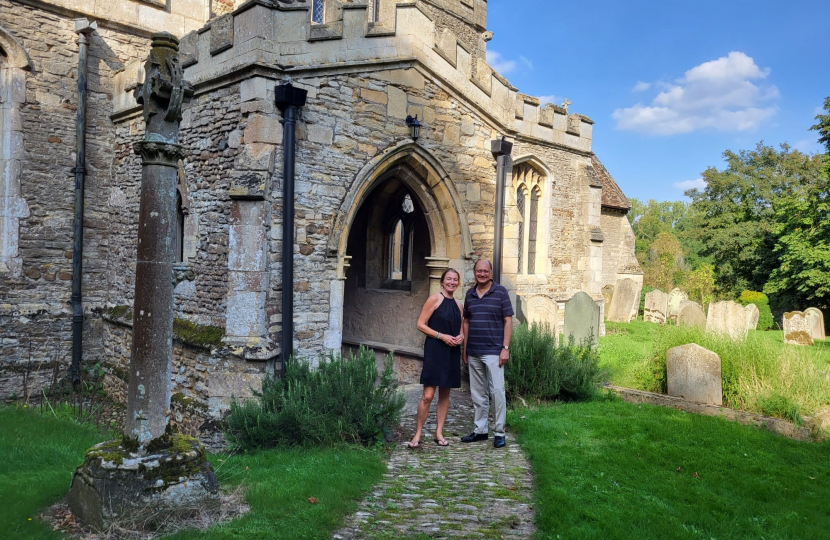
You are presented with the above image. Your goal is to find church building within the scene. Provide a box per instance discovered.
[0,0,641,424]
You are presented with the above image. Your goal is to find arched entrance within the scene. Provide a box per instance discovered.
[329,143,472,355]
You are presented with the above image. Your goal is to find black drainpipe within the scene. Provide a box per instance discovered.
[70,19,97,387]
[274,81,307,376]
[491,136,513,284]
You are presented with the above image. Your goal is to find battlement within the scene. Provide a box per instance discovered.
[111,0,592,152]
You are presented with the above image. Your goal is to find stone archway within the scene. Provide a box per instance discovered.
[324,143,472,354]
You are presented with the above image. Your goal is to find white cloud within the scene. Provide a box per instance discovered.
[674,178,707,191]
[633,81,651,92]
[519,55,534,70]
[538,95,560,106]
[614,52,779,135]
[486,50,517,75]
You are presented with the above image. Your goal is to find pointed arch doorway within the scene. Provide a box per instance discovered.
[329,144,472,357]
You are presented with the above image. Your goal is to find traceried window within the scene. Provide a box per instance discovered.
[513,161,548,275]
[383,193,415,289]
[312,0,325,24]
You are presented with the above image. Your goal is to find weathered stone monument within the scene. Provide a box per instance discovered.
[667,288,689,323]
[630,286,643,321]
[783,311,814,346]
[67,34,218,530]
[666,343,722,405]
[601,284,615,317]
[607,278,638,323]
[517,294,559,335]
[643,289,669,324]
[678,303,707,329]
[706,300,748,340]
[563,291,600,348]
[744,304,760,331]
[804,307,825,340]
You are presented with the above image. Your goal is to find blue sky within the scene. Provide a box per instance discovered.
[486,0,830,202]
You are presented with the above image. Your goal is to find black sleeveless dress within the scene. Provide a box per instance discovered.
[421,295,462,388]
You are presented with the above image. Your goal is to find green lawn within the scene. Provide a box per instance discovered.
[0,406,385,540]
[509,397,830,540]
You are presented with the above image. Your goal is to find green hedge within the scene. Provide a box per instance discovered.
[738,290,775,330]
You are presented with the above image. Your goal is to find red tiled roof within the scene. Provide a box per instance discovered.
[592,155,630,212]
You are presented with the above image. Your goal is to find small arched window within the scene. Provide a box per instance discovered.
[528,186,541,274]
[383,193,415,289]
[516,187,526,273]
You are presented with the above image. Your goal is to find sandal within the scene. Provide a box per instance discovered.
[407,439,420,448]
[435,438,449,447]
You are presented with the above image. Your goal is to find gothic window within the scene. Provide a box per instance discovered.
[516,187,526,274]
[383,192,415,289]
[528,186,540,274]
[512,161,548,275]
[174,190,184,263]
[312,0,325,24]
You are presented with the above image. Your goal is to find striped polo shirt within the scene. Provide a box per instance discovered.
[463,281,514,355]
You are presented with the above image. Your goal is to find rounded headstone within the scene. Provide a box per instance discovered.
[666,343,722,405]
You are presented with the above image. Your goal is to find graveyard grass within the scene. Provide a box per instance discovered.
[510,396,830,540]
[599,320,830,420]
[0,405,385,540]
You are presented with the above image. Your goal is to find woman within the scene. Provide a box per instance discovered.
[408,268,464,448]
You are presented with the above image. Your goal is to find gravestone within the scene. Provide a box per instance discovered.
[563,291,601,348]
[643,289,669,324]
[607,278,637,323]
[744,304,760,331]
[667,288,689,323]
[630,286,643,321]
[804,307,825,340]
[706,301,748,340]
[678,303,706,328]
[666,343,722,405]
[517,294,559,334]
[601,285,614,319]
[678,299,703,314]
[783,311,814,346]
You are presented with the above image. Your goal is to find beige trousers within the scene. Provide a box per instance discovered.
[468,353,506,437]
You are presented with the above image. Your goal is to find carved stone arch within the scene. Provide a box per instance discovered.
[328,141,473,265]
[0,25,32,71]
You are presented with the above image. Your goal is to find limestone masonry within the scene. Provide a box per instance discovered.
[0,0,641,423]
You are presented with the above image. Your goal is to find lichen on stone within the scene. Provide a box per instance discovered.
[172,318,225,349]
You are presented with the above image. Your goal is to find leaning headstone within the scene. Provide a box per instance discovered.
[607,278,637,323]
[804,307,825,340]
[678,303,706,328]
[601,284,615,318]
[630,285,643,321]
[744,304,760,331]
[517,294,559,335]
[666,343,722,405]
[563,291,601,348]
[783,311,814,346]
[643,289,669,324]
[667,288,689,323]
[706,301,748,340]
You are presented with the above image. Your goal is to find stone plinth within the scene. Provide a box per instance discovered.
[643,289,668,324]
[706,301,748,340]
[563,291,600,348]
[67,436,220,531]
[783,311,814,346]
[678,303,706,328]
[804,307,825,340]
[666,343,722,406]
[607,278,637,323]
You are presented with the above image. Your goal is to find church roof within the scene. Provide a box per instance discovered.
[592,155,630,212]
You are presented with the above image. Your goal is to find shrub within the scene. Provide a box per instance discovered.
[738,290,775,330]
[635,325,830,419]
[507,323,607,402]
[224,347,405,450]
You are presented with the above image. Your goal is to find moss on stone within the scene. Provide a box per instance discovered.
[172,318,224,349]
[171,392,209,415]
[107,305,133,320]
[84,439,128,466]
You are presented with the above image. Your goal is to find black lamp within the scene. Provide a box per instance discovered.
[405,115,422,141]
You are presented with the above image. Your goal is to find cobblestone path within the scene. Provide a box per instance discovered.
[334,385,535,540]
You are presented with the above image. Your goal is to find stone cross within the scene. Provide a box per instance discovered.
[561,98,571,112]
[127,32,193,446]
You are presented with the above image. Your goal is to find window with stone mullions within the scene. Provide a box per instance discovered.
[528,187,540,274]
[312,0,325,24]
[516,188,525,274]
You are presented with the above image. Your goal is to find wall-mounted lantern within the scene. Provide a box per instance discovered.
[405,115,422,142]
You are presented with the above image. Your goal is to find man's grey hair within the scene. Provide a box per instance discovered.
[474,259,493,272]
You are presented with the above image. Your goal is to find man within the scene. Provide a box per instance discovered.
[461,259,513,448]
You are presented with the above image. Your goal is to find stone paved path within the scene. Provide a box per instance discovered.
[333,384,535,539]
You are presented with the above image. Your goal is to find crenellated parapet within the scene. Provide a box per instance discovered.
[111,0,593,153]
